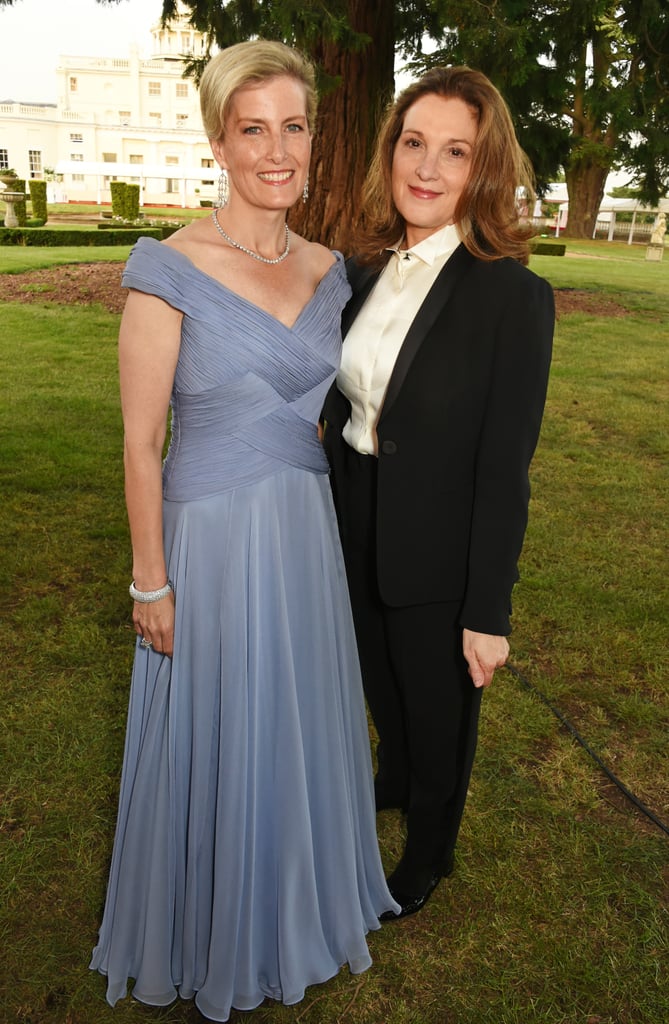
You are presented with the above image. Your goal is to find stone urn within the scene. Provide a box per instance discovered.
[1,178,25,228]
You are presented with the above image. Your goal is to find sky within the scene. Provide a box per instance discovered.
[0,0,161,103]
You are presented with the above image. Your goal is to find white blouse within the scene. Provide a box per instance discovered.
[338,223,462,455]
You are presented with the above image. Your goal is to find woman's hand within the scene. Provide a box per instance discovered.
[462,629,509,688]
[133,591,175,657]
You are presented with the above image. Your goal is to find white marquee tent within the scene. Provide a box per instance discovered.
[538,183,669,242]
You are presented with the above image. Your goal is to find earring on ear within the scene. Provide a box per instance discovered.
[217,168,229,208]
[302,175,309,204]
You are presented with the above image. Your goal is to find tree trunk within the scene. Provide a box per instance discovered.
[289,0,396,252]
[564,160,608,238]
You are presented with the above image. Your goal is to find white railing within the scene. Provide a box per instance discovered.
[0,103,57,117]
[59,56,130,70]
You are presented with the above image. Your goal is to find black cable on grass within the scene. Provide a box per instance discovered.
[506,662,669,838]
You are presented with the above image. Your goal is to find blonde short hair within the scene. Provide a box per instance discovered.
[199,39,317,141]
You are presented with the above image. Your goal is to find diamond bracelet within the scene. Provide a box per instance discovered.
[129,580,173,603]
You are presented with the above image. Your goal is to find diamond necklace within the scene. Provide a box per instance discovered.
[211,210,290,265]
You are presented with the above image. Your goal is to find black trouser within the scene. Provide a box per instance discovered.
[333,442,482,887]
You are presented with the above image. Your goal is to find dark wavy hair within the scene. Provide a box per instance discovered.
[354,66,535,267]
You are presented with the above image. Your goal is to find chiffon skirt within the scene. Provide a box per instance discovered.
[90,467,398,1021]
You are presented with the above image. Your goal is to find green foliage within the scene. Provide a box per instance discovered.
[109,180,126,218]
[0,227,163,246]
[125,183,140,221]
[12,177,28,226]
[97,222,182,238]
[161,0,375,66]
[421,1,669,205]
[530,240,566,255]
[109,182,141,221]
[28,179,48,222]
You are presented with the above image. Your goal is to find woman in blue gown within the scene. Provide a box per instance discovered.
[89,39,397,1022]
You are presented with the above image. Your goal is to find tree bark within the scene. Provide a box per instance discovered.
[564,161,608,239]
[289,0,396,252]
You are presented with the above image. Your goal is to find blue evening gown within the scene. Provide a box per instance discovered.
[89,237,398,1021]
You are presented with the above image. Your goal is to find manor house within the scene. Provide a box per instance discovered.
[0,5,218,208]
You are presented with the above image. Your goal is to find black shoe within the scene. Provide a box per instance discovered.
[380,871,442,921]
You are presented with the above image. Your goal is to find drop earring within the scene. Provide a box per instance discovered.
[302,175,309,204]
[217,168,229,209]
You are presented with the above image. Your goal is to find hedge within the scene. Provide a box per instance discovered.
[530,240,566,256]
[28,180,48,223]
[0,218,45,228]
[12,178,28,226]
[110,181,141,221]
[96,223,182,238]
[0,227,164,246]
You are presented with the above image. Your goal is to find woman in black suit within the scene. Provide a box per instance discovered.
[322,66,554,919]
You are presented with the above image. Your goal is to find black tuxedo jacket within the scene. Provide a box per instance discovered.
[323,243,554,635]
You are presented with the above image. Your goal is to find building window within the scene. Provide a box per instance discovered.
[69,76,78,92]
[149,113,162,127]
[166,178,180,194]
[119,110,131,126]
[166,156,179,166]
[0,149,9,170]
[180,33,191,53]
[70,153,83,162]
[176,114,188,127]
[129,154,143,165]
[200,158,214,185]
[70,133,83,143]
[200,158,214,186]
[102,153,117,186]
[28,150,42,178]
[176,82,188,98]
[72,174,85,183]
[148,81,161,96]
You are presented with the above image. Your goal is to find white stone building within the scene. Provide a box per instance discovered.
[0,4,219,208]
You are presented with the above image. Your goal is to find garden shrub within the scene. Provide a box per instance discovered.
[28,180,48,223]
[108,182,142,221]
[530,240,566,256]
[110,181,127,218]
[13,178,28,226]
[0,227,163,246]
[125,184,140,221]
[96,222,181,238]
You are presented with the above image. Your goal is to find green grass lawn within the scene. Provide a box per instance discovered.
[0,245,132,274]
[0,240,667,1024]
